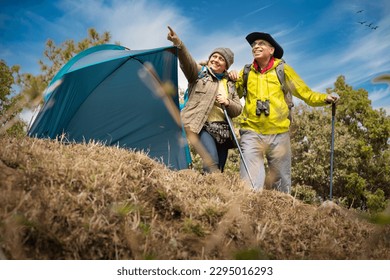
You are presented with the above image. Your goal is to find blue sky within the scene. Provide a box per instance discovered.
[1,0,390,119]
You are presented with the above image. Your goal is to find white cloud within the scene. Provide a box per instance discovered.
[370,85,389,98]
[55,0,192,49]
[4,0,390,114]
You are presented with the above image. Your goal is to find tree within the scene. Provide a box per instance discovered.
[0,60,26,136]
[291,76,390,211]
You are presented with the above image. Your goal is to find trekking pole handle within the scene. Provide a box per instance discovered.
[330,92,339,117]
[332,102,336,117]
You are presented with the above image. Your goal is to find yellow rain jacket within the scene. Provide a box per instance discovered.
[236,58,329,134]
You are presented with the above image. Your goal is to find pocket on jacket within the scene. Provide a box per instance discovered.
[195,89,207,94]
[194,79,211,94]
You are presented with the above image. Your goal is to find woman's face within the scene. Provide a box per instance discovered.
[208,53,227,74]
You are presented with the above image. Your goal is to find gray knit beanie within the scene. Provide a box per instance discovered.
[209,47,234,69]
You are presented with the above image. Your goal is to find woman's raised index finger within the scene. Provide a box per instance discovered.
[167,26,174,34]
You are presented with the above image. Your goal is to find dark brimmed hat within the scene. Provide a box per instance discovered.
[245,32,284,59]
[209,47,234,69]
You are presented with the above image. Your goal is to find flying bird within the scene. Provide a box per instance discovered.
[355,10,378,30]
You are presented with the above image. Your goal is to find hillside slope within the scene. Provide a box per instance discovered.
[0,136,389,260]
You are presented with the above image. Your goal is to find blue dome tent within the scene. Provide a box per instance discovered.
[28,44,189,170]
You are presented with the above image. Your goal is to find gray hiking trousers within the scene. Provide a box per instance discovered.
[239,129,291,193]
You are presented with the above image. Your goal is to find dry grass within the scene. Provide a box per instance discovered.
[0,136,389,260]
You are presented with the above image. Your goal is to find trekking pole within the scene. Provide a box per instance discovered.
[222,105,255,189]
[329,102,336,201]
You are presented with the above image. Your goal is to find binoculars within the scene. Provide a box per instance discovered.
[256,100,270,116]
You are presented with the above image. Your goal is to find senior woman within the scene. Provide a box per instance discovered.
[167,26,242,173]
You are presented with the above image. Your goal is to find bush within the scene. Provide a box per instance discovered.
[365,189,387,213]
[291,184,319,205]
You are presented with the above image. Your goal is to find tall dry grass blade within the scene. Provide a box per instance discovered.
[138,62,217,172]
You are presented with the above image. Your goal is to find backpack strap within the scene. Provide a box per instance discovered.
[198,65,208,79]
[275,60,294,110]
[183,65,208,104]
[275,60,294,121]
[242,64,251,98]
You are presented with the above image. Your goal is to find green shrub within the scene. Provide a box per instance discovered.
[365,189,387,213]
[291,184,319,205]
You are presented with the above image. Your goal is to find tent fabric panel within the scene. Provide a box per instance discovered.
[29,56,131,138]
[50,44,126,86]
[65,57,186,169]
[51,45,176,84]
